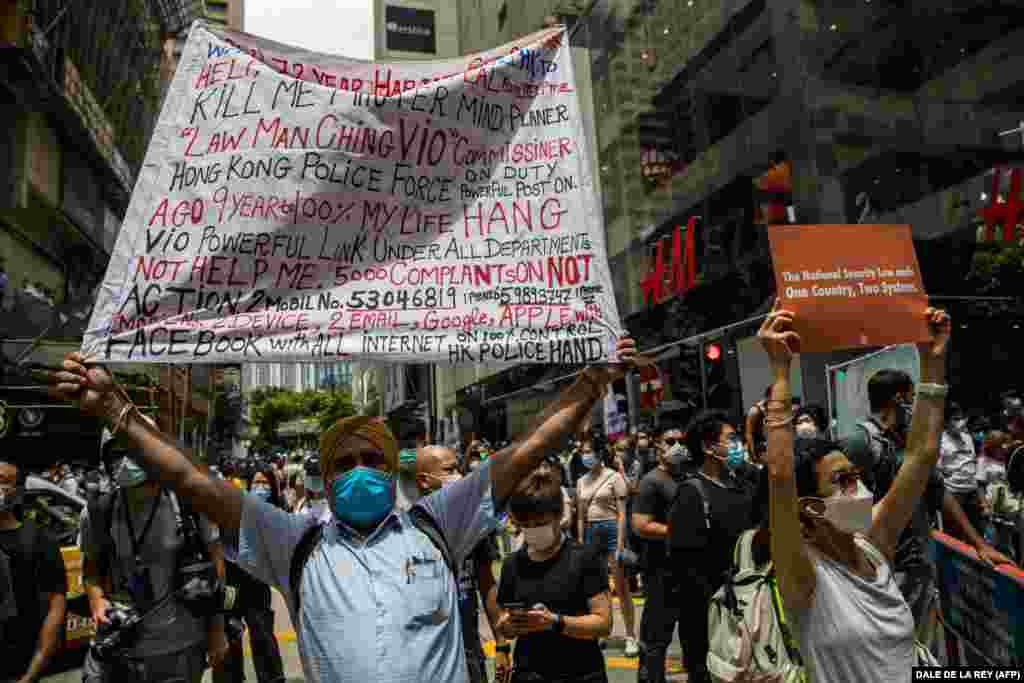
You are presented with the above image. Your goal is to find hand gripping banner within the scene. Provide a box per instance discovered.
[82,22,622,364]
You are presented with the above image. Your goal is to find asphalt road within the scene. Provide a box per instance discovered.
[42,589,690,683]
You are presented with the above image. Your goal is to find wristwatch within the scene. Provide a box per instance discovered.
[553,613,565,634]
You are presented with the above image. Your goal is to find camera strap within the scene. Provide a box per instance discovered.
[169,491,209,562]
[121,487,163,566]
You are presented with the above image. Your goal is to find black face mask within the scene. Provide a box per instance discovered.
[895,399,914,431]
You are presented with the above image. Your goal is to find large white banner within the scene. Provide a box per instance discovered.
[82,22,622,364]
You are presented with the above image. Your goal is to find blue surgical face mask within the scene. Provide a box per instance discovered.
[725,442,747,468]
[331,466,395,528]
[117,457,148,488]
[399,448,418,471]
[306,476,324,494]
[581,454,596,469]
[250,484,272,503]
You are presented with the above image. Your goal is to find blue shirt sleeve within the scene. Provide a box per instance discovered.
[415,457,501,566]
[237,496,318,597]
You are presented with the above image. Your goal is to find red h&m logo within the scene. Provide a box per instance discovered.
[978,167,1023,241]
[639,216,698,306]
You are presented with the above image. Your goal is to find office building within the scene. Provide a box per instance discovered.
[449,0,1024,438]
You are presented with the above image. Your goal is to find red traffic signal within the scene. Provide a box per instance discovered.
[705,342,722,362]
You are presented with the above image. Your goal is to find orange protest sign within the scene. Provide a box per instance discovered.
[768,224,930,352]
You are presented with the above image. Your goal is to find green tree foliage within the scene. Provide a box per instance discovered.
[248,387,357,448]
[318,391,358,432]
[970,240,1024,295]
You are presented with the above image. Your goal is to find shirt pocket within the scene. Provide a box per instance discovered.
[403,553,450,628]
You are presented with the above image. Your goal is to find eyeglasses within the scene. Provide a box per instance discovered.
[829,467,863,489]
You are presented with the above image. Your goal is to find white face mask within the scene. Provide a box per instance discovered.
[521,524,558,550]
[823,480,874,535]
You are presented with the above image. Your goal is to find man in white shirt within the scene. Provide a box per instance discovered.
[938,404,983,533]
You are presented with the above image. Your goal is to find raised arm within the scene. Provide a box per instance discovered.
[744,405,761,461]
[49,354,244,531]
[759,304,817,611]
[489,337,638,507]
[867,309,950,561]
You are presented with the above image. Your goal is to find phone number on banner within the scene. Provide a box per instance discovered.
[343,287,457,311]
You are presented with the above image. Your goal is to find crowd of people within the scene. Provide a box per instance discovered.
[0,308,1022,682]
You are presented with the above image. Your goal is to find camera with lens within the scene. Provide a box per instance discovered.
[175,507,225,617]
[176,558,224,616]
[90,602,142,661]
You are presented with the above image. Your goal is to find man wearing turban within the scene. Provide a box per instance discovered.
[48,337,638,683]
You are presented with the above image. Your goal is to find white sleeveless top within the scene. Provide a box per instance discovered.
[788,535,915,682]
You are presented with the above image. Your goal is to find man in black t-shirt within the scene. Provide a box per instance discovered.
[667,412,755,683]
[495,468,611,683]
[631,432,684,683]
[0,458,67,683]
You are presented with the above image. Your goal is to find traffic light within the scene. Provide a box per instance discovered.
[703,341,730,410]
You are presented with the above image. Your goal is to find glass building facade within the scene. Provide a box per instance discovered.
[454,0,1024,430]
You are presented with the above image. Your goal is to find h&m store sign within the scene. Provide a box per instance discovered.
[639,217,698,306]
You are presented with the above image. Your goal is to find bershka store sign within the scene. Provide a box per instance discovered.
[639,216,698,306]
[385,5,436,54]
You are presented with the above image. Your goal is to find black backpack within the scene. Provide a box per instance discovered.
[288,505,456,613]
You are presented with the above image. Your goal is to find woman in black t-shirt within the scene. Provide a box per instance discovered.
[494,469,612,683]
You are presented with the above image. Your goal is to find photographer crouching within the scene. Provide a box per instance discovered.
[80,430,228,683]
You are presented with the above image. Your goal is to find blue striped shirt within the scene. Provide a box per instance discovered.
[238,459,499,683]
